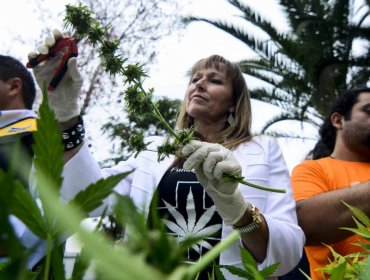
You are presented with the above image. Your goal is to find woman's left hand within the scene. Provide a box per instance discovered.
[181,140,249,225]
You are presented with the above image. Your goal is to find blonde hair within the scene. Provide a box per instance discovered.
[176,55,253,150]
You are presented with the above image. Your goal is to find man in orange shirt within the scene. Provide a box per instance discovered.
[291,88,370,280]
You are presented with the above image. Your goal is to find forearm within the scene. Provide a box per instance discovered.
[297,181,370,246]
[233,207,268,262]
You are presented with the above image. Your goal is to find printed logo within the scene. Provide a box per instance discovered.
[8,124,32,133]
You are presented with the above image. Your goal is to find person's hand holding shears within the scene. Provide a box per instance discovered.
[27,29,83,122]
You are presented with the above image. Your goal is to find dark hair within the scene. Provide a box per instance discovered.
[0,55,36,109]
[312,87,370,159]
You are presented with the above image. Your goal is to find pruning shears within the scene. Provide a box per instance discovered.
[26,35,78,91]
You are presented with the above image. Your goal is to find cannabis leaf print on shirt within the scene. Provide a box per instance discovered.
[162,188,222,255]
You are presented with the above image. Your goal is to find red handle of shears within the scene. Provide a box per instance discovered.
[26,35,78,91]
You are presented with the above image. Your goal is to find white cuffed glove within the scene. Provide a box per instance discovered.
[181,140,249,225]
[28,29,83,122]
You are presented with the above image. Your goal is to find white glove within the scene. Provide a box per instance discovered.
[181,140,249,225]
[28,29,83,122]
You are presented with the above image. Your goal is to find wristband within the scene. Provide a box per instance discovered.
[62,116,84,151]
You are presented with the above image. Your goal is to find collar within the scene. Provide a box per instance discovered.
[0,110,37,128]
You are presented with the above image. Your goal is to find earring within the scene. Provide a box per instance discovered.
[227,112,235,126]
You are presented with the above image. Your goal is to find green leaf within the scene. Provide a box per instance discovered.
[214,265,226,280]
[340,226,370,239]
[36,168,164,280]
[359,256,370,280]
[68,171,132,216]
[299,268,312,280]
[342,201,370,227]
[112,194,148,248]
[244,263,264,280]
[71,246,91,280]
[0,169,16,217]
[329,261,347,280]
[218,265,252,279]
[259,262,280,278]
[240,246,257,270]
[32,87,64,194]
[50,241,66,280]
[11,182,47,238]
[217,246,280,279]
[355,243,370,251]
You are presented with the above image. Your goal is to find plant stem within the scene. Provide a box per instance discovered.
[240,179,286,193]
[137,83,179,140]
[43,234,52,280]
[185,230,240,279]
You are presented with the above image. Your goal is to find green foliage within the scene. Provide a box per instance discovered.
[68,172,132,216]
[64,4,126,76]
[217,247,278,280]
[0,169,33,279]
[64,4,96,38]
[12,184,47,238]
[1,84,150,279]
[0,86,165,279]
[101,96,182,164]
[112,193,204,275]
[312,202,370,280]
[70,247,90,280]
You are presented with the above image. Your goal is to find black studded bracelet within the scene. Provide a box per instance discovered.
[62,116,85,151]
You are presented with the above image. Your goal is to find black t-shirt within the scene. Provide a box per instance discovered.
[156,165,222,278]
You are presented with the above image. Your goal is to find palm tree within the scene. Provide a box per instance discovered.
[186,0,370,133]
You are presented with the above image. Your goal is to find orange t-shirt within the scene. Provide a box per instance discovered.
[291,157,370,280]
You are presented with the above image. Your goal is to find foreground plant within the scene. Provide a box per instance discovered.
[303,201,370,280]
[63,4,285,194]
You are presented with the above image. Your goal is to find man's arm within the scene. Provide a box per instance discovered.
[296,180,370,246]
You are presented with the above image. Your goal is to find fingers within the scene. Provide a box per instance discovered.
[181,140,203,157]
[45,35,56,48]
[203,150,224,179]
[214,160,241,181]
[38,45,49,55]
[67,58,83,84]
[28,51,39,61]
[182,141,219,170]
[31,29,65,59]
[203,149,241,181]
[44,29,63,48]
[182,140,241,183]
[53,29,63,40]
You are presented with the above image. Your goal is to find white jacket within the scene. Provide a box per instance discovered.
[62,135,305,279]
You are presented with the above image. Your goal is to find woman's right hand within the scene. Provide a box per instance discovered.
[181,140,249,225]
[28,29,83,122]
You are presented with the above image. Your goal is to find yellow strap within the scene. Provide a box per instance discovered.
[0,118,37,137]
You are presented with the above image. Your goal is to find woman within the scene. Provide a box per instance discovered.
[29,31,305,279]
